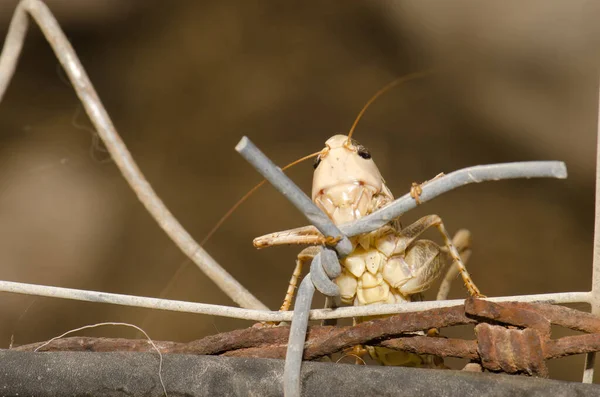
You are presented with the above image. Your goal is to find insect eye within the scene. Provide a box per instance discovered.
[357,147,371,159]
[313,155,322,169]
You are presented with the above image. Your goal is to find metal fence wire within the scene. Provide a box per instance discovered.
[0,1,599,396]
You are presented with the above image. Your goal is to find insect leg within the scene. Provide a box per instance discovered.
[280,246,321,311]
[437,229,472,300]
[253,225,329,248]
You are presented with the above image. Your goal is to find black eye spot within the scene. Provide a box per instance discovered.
[357,147,371,159]
[313,155,322,169]
[350,138,371,160]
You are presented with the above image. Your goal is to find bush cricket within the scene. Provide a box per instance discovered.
[251,71,484,365]
[163,70,482,365]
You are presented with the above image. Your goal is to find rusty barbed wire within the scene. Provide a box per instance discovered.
[15,299,600,379]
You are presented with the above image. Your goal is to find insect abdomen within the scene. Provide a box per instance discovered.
[335,232,442,306]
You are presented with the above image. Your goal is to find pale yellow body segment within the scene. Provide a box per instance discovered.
[337,229,443,307]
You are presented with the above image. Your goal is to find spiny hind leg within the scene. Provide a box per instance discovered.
[437,229,472,300]
[279,246,321,311]
[396,215,483,297]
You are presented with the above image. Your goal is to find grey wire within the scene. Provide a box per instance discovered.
[236,137,569,397]
[340,161,568,237]
[0,0,267,311]
[236,137,353,257]
[284,247,341,397]
[319,247,342,279]
[236,137,352,397]
[283,273,315,397]
[0,278,589,321]
[309,247,341,297]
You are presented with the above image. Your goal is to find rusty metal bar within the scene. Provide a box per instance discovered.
[15,299,600,377]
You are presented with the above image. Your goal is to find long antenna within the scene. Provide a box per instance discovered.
[157,69,434,305]
[347,69,434,141]
[141,69,436,334]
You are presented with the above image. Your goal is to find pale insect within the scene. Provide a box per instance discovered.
[252,72,483,365]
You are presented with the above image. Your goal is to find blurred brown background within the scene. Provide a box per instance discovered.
[0,0,599,382]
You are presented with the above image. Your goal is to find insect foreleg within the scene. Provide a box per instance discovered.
[253,226,329,248]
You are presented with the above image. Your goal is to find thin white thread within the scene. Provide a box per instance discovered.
[34,322,168,397]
